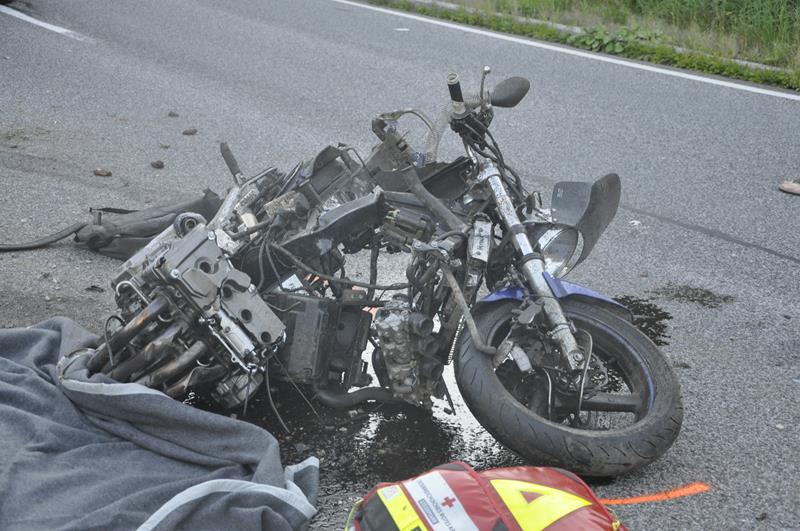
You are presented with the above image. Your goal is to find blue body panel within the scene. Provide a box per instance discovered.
[481,272,628,312]
[481,286,527,303]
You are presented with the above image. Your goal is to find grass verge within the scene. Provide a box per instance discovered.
[368,0,800,92]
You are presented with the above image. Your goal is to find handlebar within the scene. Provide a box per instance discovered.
[423,92,484,163]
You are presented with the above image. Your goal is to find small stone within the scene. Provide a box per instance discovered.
[160,143,170,149]
[338,426,347,433]
[629,220,642,226]
[182,127,198,136]
[93,168,112,177]
[150,160,165,169]
[775,424,785,430]
[756,512,768,521]
[44,295,51,302]
[639,271,649,278]
[673,361,691,369]
[167,111,179,118]
[85,285,105,293]
[293,443,309,453]
[9,144,18,149]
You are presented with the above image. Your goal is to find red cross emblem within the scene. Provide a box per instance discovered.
[441,496,456,508]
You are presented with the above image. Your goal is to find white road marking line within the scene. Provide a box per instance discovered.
[0,5,91,42]
[332,0,800,102]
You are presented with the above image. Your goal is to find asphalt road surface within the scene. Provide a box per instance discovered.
[1,1,799,529]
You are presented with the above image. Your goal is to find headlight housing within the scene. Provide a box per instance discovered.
[533,226,580,277]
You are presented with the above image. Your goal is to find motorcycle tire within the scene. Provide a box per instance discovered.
[455,298,683,477]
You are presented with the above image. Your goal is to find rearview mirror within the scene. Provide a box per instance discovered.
[491,77,530,108]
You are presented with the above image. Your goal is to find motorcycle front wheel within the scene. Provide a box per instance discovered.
[455,299,683,477]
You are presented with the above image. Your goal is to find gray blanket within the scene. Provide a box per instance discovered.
[0,318,318,531]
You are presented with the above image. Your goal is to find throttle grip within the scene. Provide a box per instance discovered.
[220,142,243,184]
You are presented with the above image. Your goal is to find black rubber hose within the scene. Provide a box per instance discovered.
[316,387,402,409]
[0,222,86,252]
[440,265,497,356]
[401,170,468,233]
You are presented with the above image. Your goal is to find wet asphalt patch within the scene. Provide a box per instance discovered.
[646,283,735,309]
[614,295,673,346]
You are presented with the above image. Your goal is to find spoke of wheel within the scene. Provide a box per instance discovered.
[580,393,641,413]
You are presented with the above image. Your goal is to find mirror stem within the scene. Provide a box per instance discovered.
[479,66,491,110]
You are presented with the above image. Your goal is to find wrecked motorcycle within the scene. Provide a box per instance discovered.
[82,69,682,476]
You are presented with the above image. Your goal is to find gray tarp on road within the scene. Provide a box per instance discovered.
[0,317,318,531]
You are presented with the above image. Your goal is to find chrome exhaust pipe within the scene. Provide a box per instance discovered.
[109,321,183,382]
[135,341,207,388]
[88,296,169,372]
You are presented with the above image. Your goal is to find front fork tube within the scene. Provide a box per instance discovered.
[480,164,583,372]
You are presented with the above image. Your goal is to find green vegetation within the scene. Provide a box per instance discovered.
[370,0,800,91]
[473,0,800,68]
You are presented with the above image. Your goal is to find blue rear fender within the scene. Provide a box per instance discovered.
[480,272,633,322]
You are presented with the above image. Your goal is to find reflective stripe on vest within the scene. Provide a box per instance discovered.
[377,485,427,531]
[490,479,592,531]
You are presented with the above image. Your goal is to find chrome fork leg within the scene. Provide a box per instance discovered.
[479,163,582,371]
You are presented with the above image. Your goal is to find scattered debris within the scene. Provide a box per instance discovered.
[639,271,649,278]
[395,27,410,31]
[93,168,112,177]
[85,285,105,293]
[629,220,642,226]
[150,160,165,169]
[775,424,785,430]
[673,361,691,369]
[167,111,179,118]
[182,128,198,136]
[160,143,170,149]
